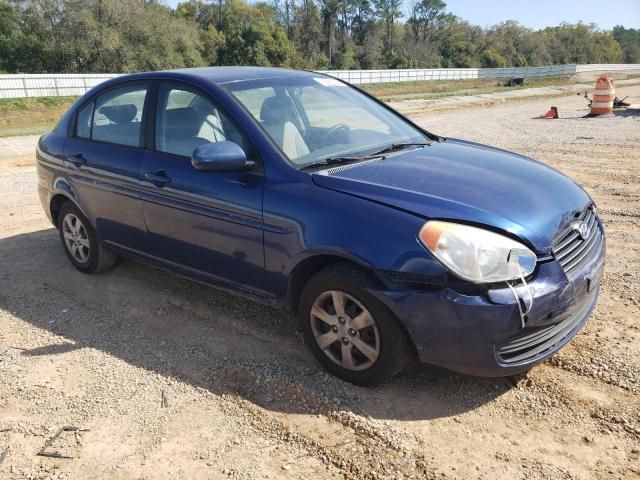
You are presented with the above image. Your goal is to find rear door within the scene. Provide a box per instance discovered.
[63,82,149,251]
[138,81,266,292]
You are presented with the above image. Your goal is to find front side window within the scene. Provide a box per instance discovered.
[91,85,148,147]
[224,76,429,167]
[155,85,249,158]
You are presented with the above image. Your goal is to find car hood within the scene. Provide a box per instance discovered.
[311,138,591,254]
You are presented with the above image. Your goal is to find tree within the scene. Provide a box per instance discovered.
[176,0,219,30]
[613,26,640,63]
[319,0,340,65]
[291,0,323,66]
[1,0,203,73]
[373,0,402,52]
[218,0,294,67]
[405,0,453,66]
[408,0,445,42]
[1,0,637,73]
[273,0,296,38]
[543,22,622,65]
[484,21,542,67]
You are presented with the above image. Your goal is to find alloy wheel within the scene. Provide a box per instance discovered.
[62,213,91,264]
[310,290,381,371]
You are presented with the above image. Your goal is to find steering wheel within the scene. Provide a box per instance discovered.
[325,123,351,143]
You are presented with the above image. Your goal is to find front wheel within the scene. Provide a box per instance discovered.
[299,264,413,386]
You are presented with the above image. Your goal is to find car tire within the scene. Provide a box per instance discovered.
[57,202,117,274]
[298,263,413,386]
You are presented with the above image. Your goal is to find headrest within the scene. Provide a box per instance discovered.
[260,95,296,124]
[98,104,137,124]
[162,107,203,137]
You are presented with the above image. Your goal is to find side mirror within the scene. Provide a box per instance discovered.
[191,141,255,172]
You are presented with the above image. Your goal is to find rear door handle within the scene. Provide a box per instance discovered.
[144,171,171,186]
[67,153,86,167]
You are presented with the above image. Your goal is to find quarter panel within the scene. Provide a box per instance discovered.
[36,133,68,223]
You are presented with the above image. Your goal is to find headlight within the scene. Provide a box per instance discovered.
[418,221,537,283]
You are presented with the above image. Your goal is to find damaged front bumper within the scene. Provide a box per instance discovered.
[370,241,605,377]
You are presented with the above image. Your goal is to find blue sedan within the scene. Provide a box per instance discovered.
[36,67,605,385]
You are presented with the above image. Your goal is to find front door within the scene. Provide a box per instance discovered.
[139,82,265,293]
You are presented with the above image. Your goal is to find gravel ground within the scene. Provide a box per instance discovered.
[0,86,639,480]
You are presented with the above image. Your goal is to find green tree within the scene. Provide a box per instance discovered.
[218,0,294,67]
[291,0,323,67]
[373,0,403,52]
[613,26,640,63]
[2,0,203,73]
[406,0,454,66]
[1,0,637,74]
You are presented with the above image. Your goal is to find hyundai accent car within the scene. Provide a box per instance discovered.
[36,67,605,385]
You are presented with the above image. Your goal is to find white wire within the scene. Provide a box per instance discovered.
[506,256,534,329]
[506,281,527,329]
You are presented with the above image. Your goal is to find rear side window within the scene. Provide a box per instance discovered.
[75,102,93,139]
[91,85,148,147]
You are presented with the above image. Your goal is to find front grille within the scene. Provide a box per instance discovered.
[552,207,603,274]
[496,288,596,364]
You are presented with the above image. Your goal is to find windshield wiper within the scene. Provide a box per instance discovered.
[369,142,431,156]
[299,154,384,171]
[299,142,430,171]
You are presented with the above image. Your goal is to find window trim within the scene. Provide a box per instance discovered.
[74,100,94,140]
[70,80,152,150]
[149,80,262,170]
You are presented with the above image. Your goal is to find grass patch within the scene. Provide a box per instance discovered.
[36,96,71,107]
[360,75,574,101]
[359,73,640,101]
[0,96,76,137]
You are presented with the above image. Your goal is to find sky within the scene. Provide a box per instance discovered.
[164,0,640,30]
[442,0,640,30]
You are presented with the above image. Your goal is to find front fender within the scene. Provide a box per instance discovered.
[263,180,447,299]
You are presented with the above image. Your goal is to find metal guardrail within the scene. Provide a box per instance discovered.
[1,64,639,98]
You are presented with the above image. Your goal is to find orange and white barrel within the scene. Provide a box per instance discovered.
[591,76,615,115]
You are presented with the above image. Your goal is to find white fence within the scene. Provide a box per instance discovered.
[1,64,640,98]
[0,73,120,99]
[319,63,640,85]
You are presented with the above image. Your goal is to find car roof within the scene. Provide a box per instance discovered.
[114,66,322,86]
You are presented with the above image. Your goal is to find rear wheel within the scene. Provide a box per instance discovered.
[57,203,117,274]
[299,263,413,386]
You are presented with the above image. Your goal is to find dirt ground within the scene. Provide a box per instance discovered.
[0,86,639,480]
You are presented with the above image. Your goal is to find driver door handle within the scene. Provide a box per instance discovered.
[144,171,171,186]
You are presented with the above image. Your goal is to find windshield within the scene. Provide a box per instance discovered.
[223,75,430,168]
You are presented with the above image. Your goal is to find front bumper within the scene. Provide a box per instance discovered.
[370,242,605,377]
